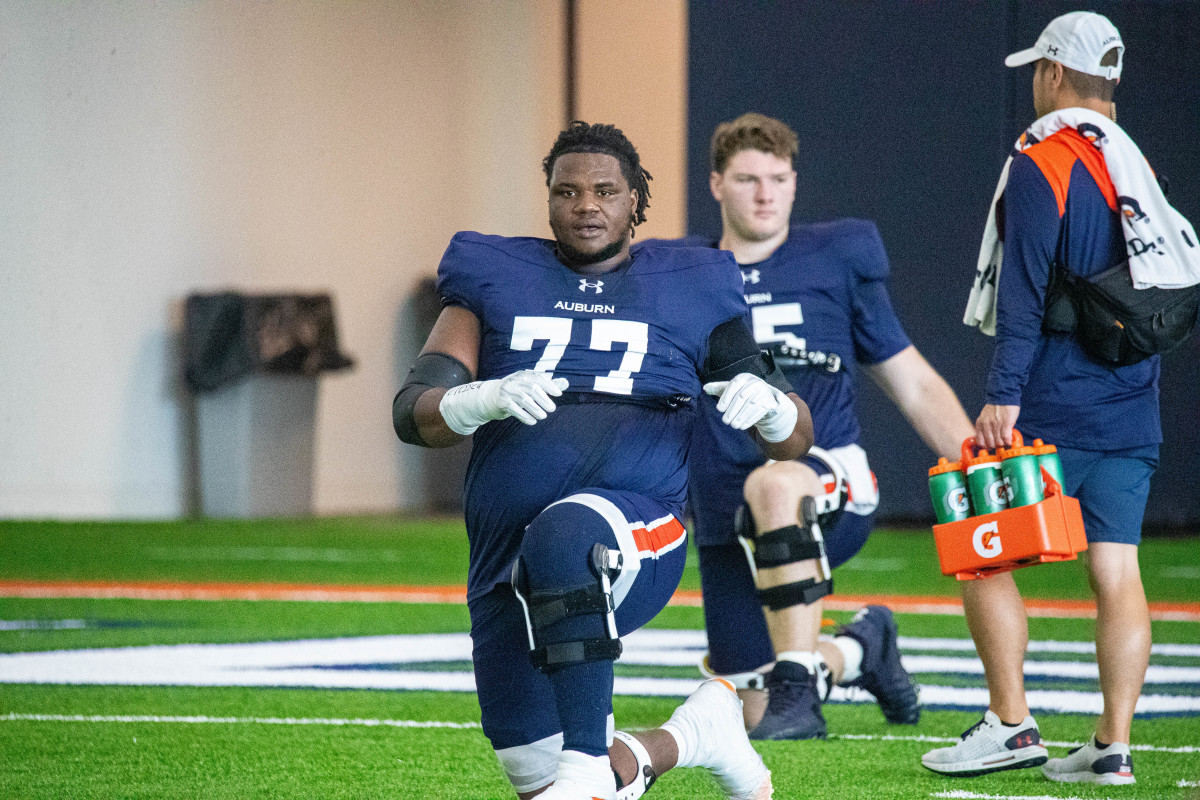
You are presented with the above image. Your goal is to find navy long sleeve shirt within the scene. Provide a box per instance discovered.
[985,128,1161,450]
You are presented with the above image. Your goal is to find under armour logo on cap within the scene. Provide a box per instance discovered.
[1004,11,1123,80]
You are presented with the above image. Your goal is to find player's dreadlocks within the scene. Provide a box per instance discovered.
[542,121,652,227]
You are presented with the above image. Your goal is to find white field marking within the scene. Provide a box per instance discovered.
[899,636,1200,658]
[1,716,1193,758]
[1,631,1198,715]
[932,793,1108,800]
[621,631,1200,683]
[838,557,907,572]
[146,546,405,563]
[0,713,479,729]
[1179,779,1199,787]
[1161,566,1200,580]
[836,733,1200,755]
[0,619,89,631]
[900,654,1200,684]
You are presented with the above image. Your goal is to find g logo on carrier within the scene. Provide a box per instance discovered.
[972,521,1003,559]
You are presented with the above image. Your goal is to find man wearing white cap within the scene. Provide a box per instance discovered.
[924,10,1199,786]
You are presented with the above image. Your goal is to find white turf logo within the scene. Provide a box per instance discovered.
[1,631,1198,716]
[973,521,1003,559]
[579,278,604,294]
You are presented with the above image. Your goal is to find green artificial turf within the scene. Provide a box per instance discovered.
[2,517,1198,798]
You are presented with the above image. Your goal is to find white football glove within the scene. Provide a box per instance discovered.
[703,372,797,443]
[439,370,570,435]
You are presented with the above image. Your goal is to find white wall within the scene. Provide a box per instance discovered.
[0,1,563,518]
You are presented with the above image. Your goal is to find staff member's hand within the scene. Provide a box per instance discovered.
[975,403,1020,451]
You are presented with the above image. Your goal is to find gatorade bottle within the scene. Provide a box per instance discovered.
[1032,438,1065,492]
[999,429,1044,508]
[929,457,971,523]
[963,438,1009,516]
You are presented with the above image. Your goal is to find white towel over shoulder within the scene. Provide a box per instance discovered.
[964,107,1200,336]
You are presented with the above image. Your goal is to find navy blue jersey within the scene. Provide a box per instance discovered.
[988,130,1161,449]
[645,221,910,485]
[436,232,750,599]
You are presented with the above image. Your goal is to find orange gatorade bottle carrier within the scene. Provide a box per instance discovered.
[931,431,1087,581]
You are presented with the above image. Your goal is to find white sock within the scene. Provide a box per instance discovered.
[833,636,864,684]
[555,750,615,797]
[661,719,695,768]
[776,650,821,674]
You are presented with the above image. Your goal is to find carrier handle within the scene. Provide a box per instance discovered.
[961,429,1024,465]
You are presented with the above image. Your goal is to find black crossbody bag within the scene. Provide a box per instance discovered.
[1043,257,1200,366]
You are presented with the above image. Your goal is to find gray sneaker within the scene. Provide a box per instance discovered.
[1042,735,1135,786]
[921,710,1048,777]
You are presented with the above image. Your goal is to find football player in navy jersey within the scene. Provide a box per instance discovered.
[655,113,974,740]
[394,121,810,800]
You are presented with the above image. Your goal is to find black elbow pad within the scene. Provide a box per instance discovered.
[393,352,473,446]
[702,317,794,394]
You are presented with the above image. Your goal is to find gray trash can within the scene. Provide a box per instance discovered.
[184,292,354,518]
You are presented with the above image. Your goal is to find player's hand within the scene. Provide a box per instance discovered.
[439,370,569,435]
[703,373,798,442]
[975,403,1020,451]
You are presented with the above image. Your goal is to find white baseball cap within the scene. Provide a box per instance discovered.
[1005,11,1124,79]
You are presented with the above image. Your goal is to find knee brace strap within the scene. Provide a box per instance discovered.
[757,577,833,610]
[511,543,624,672]
[699,654,767,691]
[753,524,823,568]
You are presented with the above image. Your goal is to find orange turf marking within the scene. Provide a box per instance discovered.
[1,580,1198,622]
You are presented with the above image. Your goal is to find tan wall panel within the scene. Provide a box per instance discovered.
[575,0,688,239]
[0,1,565,517]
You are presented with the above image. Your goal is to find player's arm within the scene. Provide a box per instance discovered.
[977,155,1060,450]
[393,305,481,448]
[863,345,974,460]
[393,305,569,448]
[700,317,813,461]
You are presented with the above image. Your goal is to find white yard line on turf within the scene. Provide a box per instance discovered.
[899,637,1200,658]
[836,733,1199,755]
[3,715,1192,757]
[1179,780,1199,788]
[0,713,480,729]
[931,793,1115,800]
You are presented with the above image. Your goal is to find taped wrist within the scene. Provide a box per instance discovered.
[753,386,798,442]
[438,380,499,435]
[393,352,472,445]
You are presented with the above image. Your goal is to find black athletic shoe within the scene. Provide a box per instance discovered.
[838,605,921,724]
[747,660,827,741]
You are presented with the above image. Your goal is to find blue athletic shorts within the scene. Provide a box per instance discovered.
[1058,444,1159,545]
[469,488,687,751]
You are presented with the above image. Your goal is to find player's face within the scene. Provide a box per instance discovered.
[548,152,637,270]
[711,149,796,243]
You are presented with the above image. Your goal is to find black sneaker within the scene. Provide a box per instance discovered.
[838,605,920,724]
[747,660,826,740]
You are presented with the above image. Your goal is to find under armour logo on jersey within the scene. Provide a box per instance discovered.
[579,278,604,294]
[742,269,761,284]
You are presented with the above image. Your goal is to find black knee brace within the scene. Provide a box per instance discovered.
[741,496,833,610]
[511,543,624,672]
